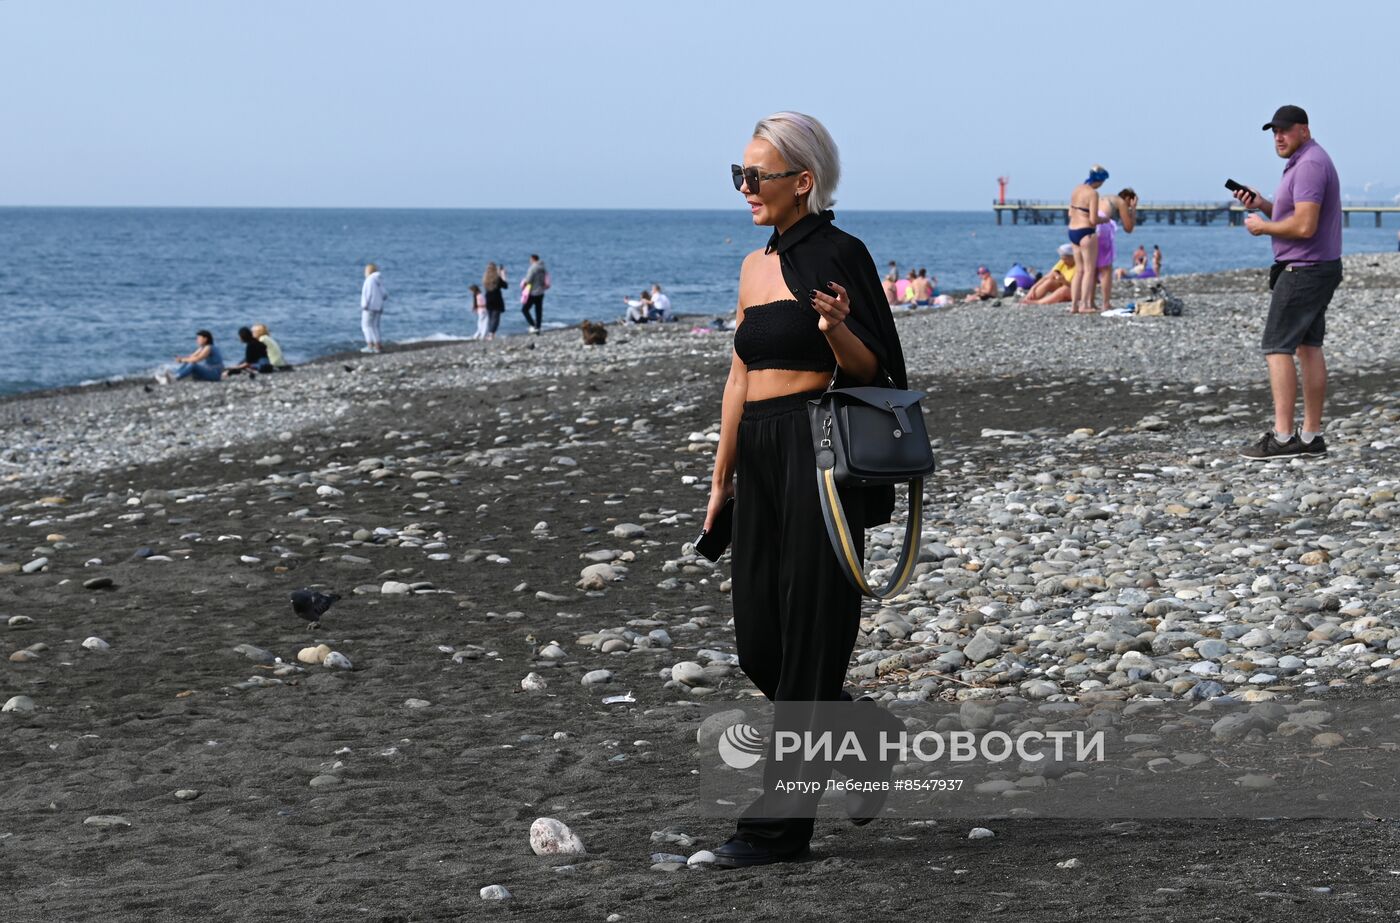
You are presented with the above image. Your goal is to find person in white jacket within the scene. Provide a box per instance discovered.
[360,263,387,353]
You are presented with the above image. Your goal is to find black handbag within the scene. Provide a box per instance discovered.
[807,371,935,599]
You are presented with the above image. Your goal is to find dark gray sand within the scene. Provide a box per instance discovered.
[3,261,1399,921]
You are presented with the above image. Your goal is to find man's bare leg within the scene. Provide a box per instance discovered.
[1266,353,1298,435]
[1296,345,1327,433]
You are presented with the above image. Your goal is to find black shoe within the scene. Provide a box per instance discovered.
[846,786,890,826]
[712,836,810,869]
[842,696,900,825]
[1239,431,1302,461]
[1298,433,1328,456]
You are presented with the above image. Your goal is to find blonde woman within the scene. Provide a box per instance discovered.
[707,111,908,868]
[251,323,286,368]
[481,262,509,339]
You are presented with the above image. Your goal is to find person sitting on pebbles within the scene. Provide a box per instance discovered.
[251,323,289,369]
[158,329,224,383]
[223,326,273,377]
[623,290,653,324]
[1022,244,1076,305]
[963,265,999,302]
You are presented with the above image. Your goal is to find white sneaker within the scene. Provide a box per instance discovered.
[360,346,375,353]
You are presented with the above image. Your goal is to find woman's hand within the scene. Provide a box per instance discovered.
[704,478,735,532]
[810,281,851,332]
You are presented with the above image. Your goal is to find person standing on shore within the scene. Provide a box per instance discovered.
[1233,105,1342,460]
[1066,165,1110,314]
[1095,187,1138,310]
[482,262,508,339]
[1152,244,1163,276]
[521,254,548,335]
[707,111,908,869]
[469,284,488,340]
[360,263,387,353]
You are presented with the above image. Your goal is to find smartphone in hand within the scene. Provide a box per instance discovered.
[1225,179,1256,204]
[694,497,735,562]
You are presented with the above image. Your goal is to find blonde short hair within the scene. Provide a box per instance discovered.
[365,263,378,274]
[251,323,268,338]
[753,111,841,215]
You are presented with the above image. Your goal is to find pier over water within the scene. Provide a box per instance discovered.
[993,200,1399,227]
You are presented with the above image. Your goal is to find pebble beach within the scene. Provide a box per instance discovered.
[3,253,1400,919]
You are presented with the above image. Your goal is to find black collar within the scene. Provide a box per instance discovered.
[765,209,836,255]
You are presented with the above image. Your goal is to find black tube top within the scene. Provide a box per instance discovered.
[733,299,836,373]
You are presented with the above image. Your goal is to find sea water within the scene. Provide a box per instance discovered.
[1,206,1394,395]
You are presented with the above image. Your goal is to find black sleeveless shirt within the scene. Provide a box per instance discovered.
[733,299,836,373]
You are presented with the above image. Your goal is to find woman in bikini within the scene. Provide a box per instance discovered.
[1066,165,1110,314]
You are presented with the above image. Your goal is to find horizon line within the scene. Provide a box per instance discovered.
[0,203,1000,213]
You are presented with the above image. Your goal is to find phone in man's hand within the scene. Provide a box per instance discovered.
[1226,179,1257,205]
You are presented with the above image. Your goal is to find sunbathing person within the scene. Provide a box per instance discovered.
[1115,252,1155,280]
[1022,244,1076,305]
[963,266,999,302]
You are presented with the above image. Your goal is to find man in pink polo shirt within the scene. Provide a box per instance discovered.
[1232,105,1343,461]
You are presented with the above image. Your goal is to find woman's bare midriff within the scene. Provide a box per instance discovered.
[745,368,832,402]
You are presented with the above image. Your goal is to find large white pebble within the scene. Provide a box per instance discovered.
[671,661,709,687]
[529,817,587,856]
[2,695,36,715]
[479,884,512,900]
[323,651,353,670]
[521,672,548,691]
[298,644,331,665]
[81,637,111,652]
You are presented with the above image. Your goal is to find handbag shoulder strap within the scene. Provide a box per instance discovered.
[814,464,924,600]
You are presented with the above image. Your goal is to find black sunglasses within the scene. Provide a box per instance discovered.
[731,164,802,194]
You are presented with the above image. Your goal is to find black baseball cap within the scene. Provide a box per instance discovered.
[1263,105,1308,131]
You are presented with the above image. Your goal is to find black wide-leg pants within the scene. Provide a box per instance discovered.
[731,388,868,850]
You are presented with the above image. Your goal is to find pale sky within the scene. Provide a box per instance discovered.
[4,0,1396,209]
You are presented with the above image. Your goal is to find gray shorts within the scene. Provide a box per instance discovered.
[1261,260,1342,355]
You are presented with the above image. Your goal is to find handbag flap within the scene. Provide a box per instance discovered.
[829,387,926,410]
